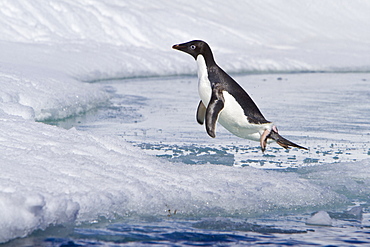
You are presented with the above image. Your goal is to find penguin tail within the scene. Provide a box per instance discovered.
[267,129,308,151]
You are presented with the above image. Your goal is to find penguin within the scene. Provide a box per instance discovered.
[172,40,307,152]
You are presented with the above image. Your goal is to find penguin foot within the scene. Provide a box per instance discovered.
[260,127,308,152]
[268,129,308,151]
[260,129,270,153]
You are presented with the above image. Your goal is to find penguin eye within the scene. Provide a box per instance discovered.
[190,45,196,50]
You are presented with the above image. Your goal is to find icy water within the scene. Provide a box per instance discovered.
[53,73,370,168]
[5,73,370,246]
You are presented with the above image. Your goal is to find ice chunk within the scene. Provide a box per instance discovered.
[306,211,332,226]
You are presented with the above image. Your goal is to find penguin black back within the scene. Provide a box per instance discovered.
[207,64,269,124]
[175,40,269,124]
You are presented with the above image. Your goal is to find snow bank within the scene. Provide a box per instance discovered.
[1,0,370,82]
[299,160,370,202]
[0,113,346,243]
[0,63,109,121]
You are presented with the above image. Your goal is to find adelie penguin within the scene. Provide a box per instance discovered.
[172,40,308,152]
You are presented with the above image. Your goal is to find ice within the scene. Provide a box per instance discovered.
[0,61,110,121]
[0,191,79,243]
[0,112,348,243]
[1,0,370,244]
[298,161,370,202]
[306,211,332,226]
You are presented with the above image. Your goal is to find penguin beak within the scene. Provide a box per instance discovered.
[172,44,186,51]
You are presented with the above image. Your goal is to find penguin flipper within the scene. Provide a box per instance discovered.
[205,86,224,138]
[196,100,206,125]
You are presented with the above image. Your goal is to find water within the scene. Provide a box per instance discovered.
[5,73,370,246]
[4,212,370,246]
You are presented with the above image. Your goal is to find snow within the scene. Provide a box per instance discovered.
[0,62,109,121]
[1,0,370,244]
[0,113,347,243]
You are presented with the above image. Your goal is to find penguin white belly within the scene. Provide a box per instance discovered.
[197,55,212,106]
[218,91,272,141]
[196,54,272,142]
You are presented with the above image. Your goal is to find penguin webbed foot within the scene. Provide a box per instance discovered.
[260,127,308,152]
[260,129,270,153]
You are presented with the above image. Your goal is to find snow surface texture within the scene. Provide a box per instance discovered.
[1,0,370,244]
[0,114,347,242]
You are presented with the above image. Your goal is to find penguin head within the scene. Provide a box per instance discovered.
[172,40,212,60]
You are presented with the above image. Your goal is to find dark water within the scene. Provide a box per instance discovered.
[4,213,370,246]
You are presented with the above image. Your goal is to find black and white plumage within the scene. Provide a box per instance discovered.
[172,40,307,152]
